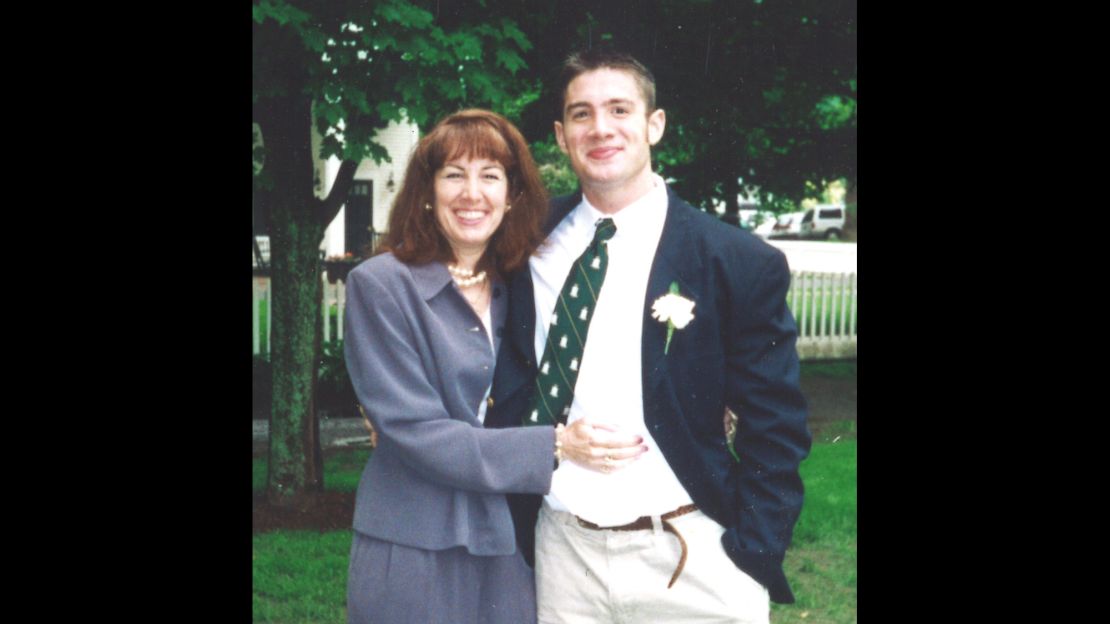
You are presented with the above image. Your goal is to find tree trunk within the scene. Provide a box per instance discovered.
[259,85,327,509]
[267,211,326,508]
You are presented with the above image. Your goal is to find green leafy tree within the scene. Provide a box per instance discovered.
[530,137,579,197]
[492,0,857,220]
[252,0,536,509]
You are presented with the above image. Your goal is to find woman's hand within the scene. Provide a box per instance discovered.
[557,419,648,473]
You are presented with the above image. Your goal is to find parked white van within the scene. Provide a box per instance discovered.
[799,204,847,240]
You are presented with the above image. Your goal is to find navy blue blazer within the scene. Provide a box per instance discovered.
[485,187,811,604]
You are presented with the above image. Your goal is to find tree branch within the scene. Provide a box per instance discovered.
[317,159,359,227]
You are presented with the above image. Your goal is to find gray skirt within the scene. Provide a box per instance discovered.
[347,531,537,624]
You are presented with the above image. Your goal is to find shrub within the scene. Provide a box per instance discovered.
[317,341,359,418]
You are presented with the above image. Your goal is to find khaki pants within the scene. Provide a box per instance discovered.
[535,502,770,624]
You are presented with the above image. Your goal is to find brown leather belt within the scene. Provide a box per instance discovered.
[574,504,698,588]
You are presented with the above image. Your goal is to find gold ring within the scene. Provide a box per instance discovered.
[605,455,614,464]
[601,466,610,474]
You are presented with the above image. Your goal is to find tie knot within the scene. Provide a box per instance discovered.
[593,218,617,245]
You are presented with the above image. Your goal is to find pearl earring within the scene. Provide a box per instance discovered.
[506,204,512,212]
[424,203,432,211]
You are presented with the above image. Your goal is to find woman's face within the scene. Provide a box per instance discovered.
[432,156,509,258]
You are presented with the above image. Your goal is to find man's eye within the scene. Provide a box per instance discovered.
[613,107,629,115]
[572,111,588,120]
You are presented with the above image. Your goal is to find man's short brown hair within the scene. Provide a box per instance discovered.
[555,48,657,120]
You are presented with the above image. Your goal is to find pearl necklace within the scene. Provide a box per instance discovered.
[447,263,488,288]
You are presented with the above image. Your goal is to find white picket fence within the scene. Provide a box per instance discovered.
[252,270,857,360]
[788,271,857,360]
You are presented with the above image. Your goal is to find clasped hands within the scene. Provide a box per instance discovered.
[557,420,648,474]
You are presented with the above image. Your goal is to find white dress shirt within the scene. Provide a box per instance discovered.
[530,175,693,525]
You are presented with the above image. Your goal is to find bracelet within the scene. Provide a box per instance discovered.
[554,423,566,468]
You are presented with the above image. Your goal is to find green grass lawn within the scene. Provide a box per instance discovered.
[253,530,352,624]
[800,360,856,379]
[773,438,857,624]
[253,449,370,623]
[256,300,269,354]
[253,436,855,623]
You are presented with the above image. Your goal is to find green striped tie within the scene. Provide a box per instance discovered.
[525,218,617,426]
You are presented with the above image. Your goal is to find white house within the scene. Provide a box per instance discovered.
[315,119,421,258]
[253,119,421,266]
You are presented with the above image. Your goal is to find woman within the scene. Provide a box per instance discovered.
[343,109,645,624]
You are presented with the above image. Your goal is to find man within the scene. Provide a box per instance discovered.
[486,48,811,623]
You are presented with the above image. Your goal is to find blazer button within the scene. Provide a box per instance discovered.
[487,397,495,408]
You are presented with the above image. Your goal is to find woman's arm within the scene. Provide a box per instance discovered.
[344,267,555,495]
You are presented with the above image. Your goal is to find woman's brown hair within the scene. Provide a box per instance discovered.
[377,109,548,276]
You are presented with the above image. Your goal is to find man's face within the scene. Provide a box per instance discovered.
[554,68,665,195]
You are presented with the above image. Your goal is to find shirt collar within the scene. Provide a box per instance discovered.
[577,174,668,238]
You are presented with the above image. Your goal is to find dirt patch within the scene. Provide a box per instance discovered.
[253,490,355,533]
[800,375,857,422]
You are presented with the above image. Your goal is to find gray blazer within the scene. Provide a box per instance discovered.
[343,253,555,556]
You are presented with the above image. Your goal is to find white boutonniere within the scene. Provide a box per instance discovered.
[651,282,695,355]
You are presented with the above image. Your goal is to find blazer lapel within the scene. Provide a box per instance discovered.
[642,188,702,390]
[505,267,536,368]
[491,276,508,355]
